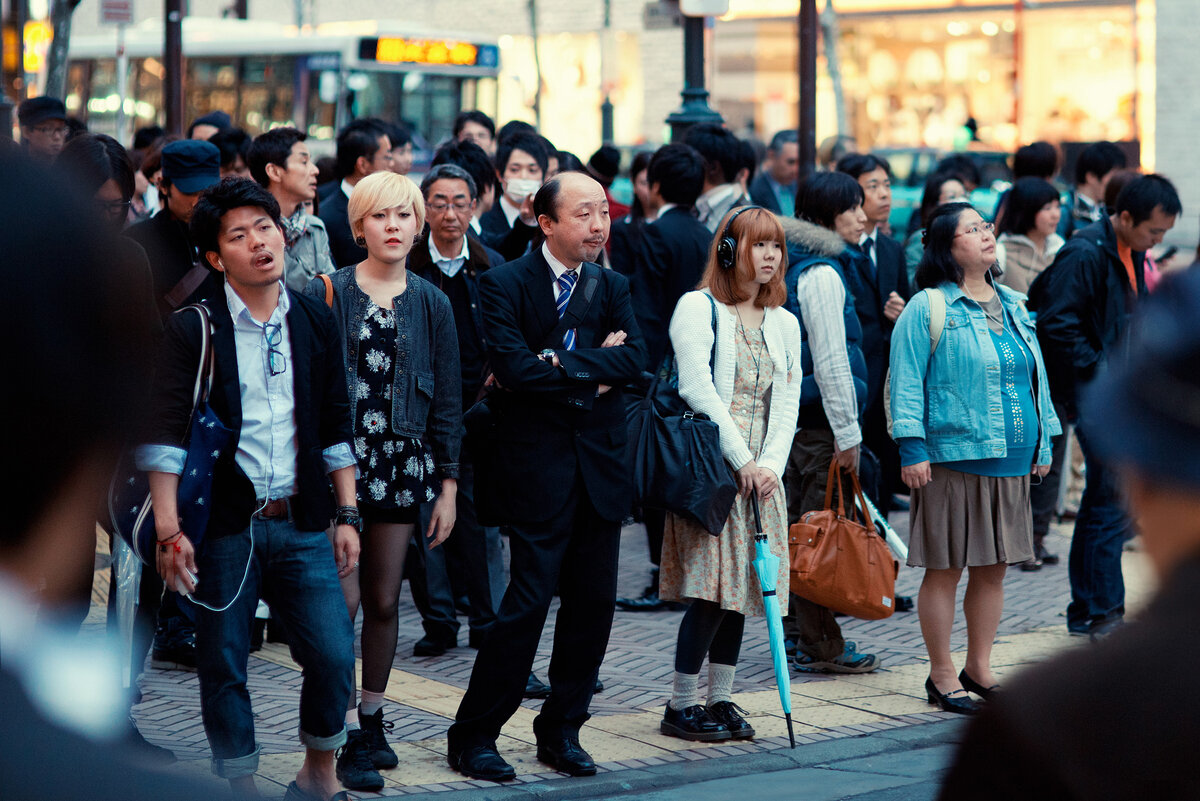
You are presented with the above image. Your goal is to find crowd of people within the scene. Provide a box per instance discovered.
[3,89,1198,800]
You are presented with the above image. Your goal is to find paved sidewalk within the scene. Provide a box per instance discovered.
[86,513,1154,798]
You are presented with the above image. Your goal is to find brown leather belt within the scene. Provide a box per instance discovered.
[254,497,291,520]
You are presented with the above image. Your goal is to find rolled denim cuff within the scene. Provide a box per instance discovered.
[322,442,357,476]
[211,746,260,779]
[436,462,460,481]
[300,723,347,752]
[135,444,187,475]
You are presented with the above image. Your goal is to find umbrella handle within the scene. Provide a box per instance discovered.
[749,492,762,534]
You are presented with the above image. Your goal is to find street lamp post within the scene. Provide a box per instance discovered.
[665,13,722,143]
[797,0,817,181]
[164,0,184,135]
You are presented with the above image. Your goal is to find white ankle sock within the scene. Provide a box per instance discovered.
[360,690,385,717]
[345,706,360,730]
[708,663,736,705]
[669,672,700,711]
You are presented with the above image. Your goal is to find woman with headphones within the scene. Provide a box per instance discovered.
[657,206,803,742]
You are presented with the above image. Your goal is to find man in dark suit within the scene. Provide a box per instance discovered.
[836,152,911,515]
[447,172,645,781]
[748,129,799,217]
[318,119,392,267]
[478,132,547,262]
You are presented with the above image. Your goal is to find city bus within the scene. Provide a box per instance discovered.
[64,17,501,146]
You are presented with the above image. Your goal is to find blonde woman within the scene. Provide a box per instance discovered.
[305,171,462,789]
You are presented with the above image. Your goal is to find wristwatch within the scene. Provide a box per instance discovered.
[334,505,363,533]
[538,349,557,363]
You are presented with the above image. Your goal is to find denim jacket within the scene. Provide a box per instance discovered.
[304,266,462,479]
[889,281,1062,465]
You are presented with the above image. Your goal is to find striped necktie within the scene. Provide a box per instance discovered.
[556,269,578,351]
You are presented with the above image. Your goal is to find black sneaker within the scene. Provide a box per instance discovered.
[150,642,197,672]
[336,729,384,791]
[706,701,755,739]
[124,717,176,764]
[359,706,399,769]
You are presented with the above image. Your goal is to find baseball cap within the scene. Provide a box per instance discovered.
[18,97,68,128]
[161,140,222,194]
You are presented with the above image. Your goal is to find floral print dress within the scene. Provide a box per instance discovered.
[353,299,438,511]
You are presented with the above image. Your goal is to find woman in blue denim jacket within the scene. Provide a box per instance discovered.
[304,171,462,789]
[889,203,1060,716]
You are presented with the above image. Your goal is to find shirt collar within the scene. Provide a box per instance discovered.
[654,203,678,221]
[224,279,289,328]
[499,194,522,228]
[859,227,879,246]
[340,179,355,200]
[428,234,470,278]
[542,242,581,280]
[697,183,736,212]
[469,216,482,234]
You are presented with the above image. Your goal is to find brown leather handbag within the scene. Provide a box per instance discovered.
[787,460,898,620]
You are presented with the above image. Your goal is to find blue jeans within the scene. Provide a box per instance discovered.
[1066,423,1134,631]
[193,518,354,779]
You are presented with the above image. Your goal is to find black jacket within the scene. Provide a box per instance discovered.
[628,206,713,370]
[146,290,353,537]
[126,209,222,318]
[1028,215,1145,416]
[317,186,366,268]
[469,248,645,525]
[478,202,539,263]
[748,172,783,214]
[848,231,912,406]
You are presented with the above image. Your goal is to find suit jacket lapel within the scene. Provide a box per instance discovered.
[521,248,560,340]
[560,262,600,331]
[876,235,900,298]
[286,292,313,430]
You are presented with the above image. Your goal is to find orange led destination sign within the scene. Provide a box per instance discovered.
[358,36,498,68]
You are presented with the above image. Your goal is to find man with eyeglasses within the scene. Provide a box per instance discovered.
[139,178,361,800]
[406,163,505,658]
[17,97,70,162]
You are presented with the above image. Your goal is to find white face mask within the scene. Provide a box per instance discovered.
[505,178,541,205]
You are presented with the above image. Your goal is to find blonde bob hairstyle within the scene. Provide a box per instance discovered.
[348,171,426,239]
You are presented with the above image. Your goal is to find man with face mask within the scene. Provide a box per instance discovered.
[479,132,548,262]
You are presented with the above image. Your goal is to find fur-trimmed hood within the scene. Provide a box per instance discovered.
[778,215,848,260]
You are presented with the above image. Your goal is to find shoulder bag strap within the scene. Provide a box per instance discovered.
[319,273,334,308]
[927,287,946,355]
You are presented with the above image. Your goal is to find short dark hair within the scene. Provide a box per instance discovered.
[1114,173,1182,226]
[684,123,741,184]
[208,127,251,170]
[57,132,135,202]
[1103,168,1141,211]
[768,129,798,153]
[918,171,967,230]
[835,152,893,181]
[495,133,549,177]
[1074,141,1126,187]
[432,139,497,197]
[189,177,282,261]
[935,153,981,189]
[648,143,704,207]
[532,175,564,222]
[737,138,757,184]
[453,110,495,139]
[386,122,412,149]
[996,177,1061,237]
[915,202,976,290]
[247,127,306,187]
[132,125,165,152]
[555,150,585,174]
[0,151,151,546]
[496,120,537,144]
[420,163,477,200]
[335,118,387,179]
[796,171,865,230]
[1013,141,1057,180]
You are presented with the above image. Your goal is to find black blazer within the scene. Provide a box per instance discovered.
[629,207,713,370]
[478,202,538,263]
[850,232,912,406]
[126,209,223,318]
[317,187,366,268]
[748,172,783,214]
[470,248,645,525]
[147,290,353,537]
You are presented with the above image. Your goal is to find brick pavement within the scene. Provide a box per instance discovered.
[80,513,1154,798]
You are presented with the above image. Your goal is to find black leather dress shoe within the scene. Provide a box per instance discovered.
[536,735,596,776]
[958,669,999,700]
[413,635,455,657]
[1036,543,1060,565]
[447,745,516,782]
[660,703,732,741]
[615,591,667,612]
[925,678,980,715]
[524,673,552,699]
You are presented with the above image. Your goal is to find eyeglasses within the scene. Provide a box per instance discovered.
[265,323,287,377]
[95,199,131,217]
[32,124,69,137]
[954,222,995,238]
[427,200,472,214]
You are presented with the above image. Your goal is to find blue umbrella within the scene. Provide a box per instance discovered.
[749,494,795,748]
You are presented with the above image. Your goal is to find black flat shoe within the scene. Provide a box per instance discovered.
[660,703,732,741]
[1037,544,1060,565]
[925,678,980,715]
[894,595,915,612]
[524,673,552,699]
[447,744,516,782]
[536,735,597,776]
[706,701,754,739]
[958,669,999,700]
[413,635,455,657]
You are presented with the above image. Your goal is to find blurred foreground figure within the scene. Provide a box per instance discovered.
[939,266,1200,800]
[0,152,227,799]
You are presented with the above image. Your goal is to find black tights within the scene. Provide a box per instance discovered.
[341,522,416,698]
[674,599,745,673]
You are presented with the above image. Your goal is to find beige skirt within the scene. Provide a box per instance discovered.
[908,464,1034,570]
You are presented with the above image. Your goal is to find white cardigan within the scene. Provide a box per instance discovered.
[668,289,803,478]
